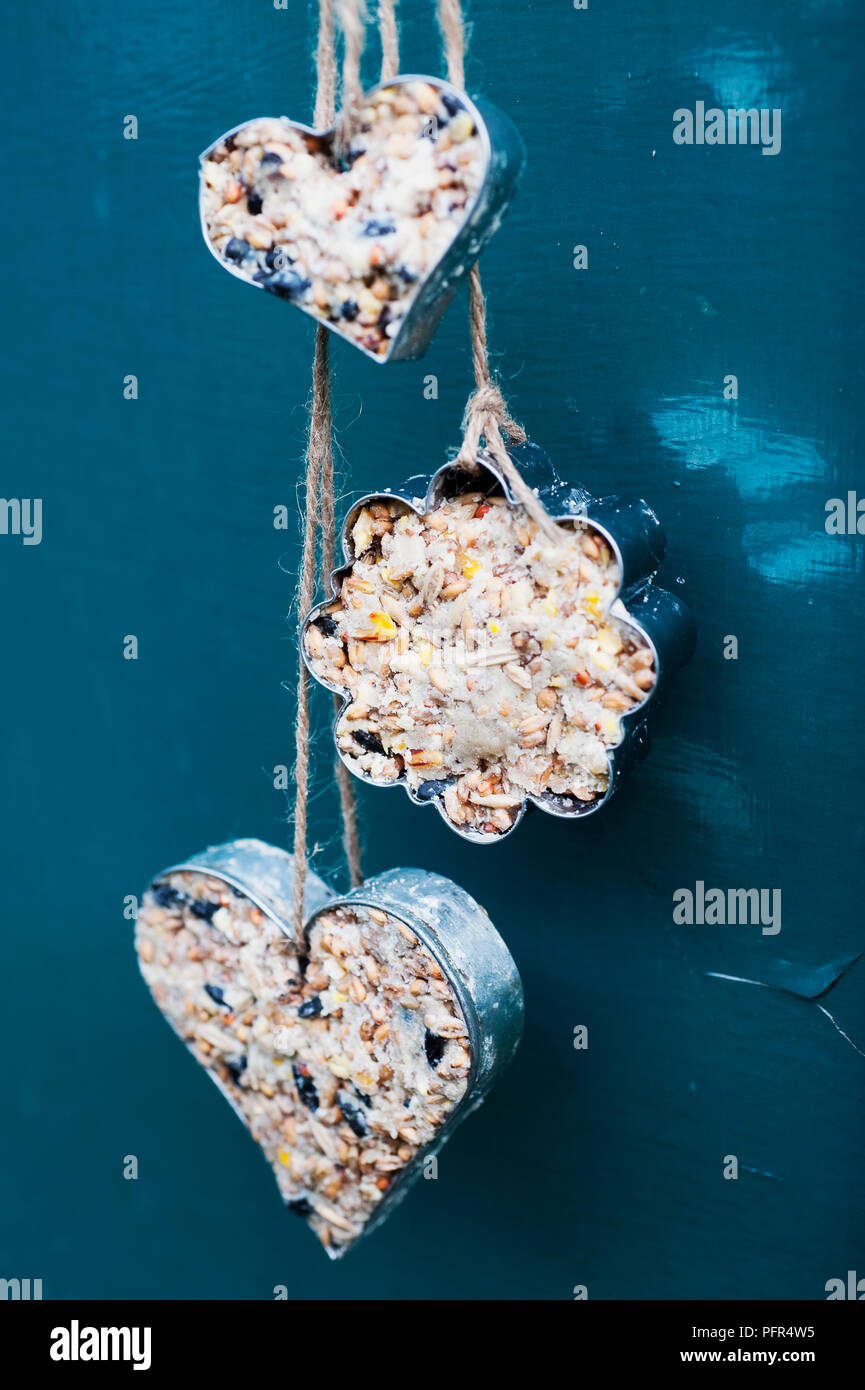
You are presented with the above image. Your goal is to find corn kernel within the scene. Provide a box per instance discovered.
[351,508,373,555]
[370,611,397,638]
[460,554,480,579]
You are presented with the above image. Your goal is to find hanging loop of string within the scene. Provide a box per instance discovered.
[293,0,401,936]
[436,2,560,543]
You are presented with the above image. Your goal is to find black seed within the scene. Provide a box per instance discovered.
[262,267,311,300]
[416,778,453,802]
[191,898,219,923]
[151,881,182,909]
[204,983,228,1007]
[226,1056,247,1085]
[353,1085,372,1109]
[396,265,418,284]
[292,1063,319,1112]
[224,237,252,263]
[315,614,339,637]
[261,150,283,167]
[345,143,364,167]
[424,1030,446,1067]
[352,729,385,756]
[298,995,323,1018]
[265,245,293,270]
[338,1094,369,1138]
[378,305,391,329]
[247,193,263,215]
[441,92,463,118]
[288,1196,313,1217]
[340,298,358,321]
[362,218,396,237]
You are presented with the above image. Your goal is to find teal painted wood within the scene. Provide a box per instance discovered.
[1,0,862,1298]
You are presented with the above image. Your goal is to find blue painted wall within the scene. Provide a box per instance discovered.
[2,0,862,1298]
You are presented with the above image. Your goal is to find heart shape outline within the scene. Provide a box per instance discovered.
[199,75,525,362]
[301,442,698,842]
[135,839,524,1256]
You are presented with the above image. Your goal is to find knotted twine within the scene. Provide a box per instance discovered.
[436,1,560,544]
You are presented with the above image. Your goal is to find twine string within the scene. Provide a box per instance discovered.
[294,0,374,937]
[318,387,363,894]
[437,0,466,91]
[379,0,399,81]
[437,3,560,543]
[334,0,367,155]
[313,0,337,128]
[293,327,331,937]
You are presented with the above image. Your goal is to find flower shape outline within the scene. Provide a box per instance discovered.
[302,443,696,842]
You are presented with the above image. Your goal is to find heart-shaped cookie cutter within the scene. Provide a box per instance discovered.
[301,442,698,843]
[138,838,524,1255]
[199,75,525,362]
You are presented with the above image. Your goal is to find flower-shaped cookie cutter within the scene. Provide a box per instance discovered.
[301,442,697,843]
[136,838,524,1256]
[199,75,525,363]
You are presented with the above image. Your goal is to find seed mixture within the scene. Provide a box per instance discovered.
[303,487,657,836]
[136,872,470,1256]
[201,82,485,357]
